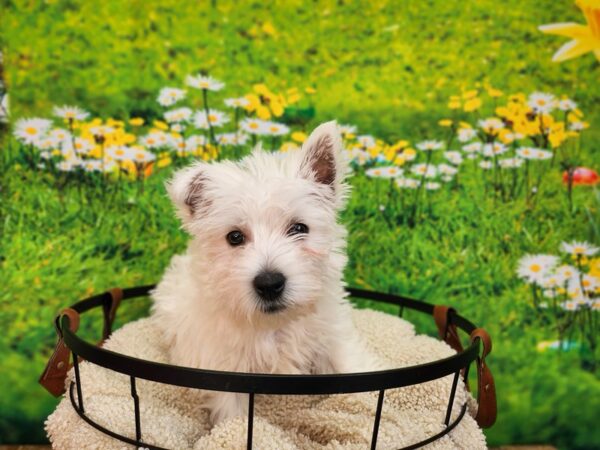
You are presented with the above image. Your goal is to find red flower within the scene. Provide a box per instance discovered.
[563,167,599,186]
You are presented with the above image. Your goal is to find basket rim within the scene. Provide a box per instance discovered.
[59,284,482,395]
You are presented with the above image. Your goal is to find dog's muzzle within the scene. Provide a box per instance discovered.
[253,271,286,311]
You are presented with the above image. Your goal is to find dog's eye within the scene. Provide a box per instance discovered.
[226,230,245,246]
[288,223,309,236]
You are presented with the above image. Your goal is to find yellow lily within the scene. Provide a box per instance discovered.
[539,0,600,62]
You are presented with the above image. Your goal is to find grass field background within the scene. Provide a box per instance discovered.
[1,0,600,448]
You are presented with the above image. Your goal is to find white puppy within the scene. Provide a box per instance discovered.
[151,121,381,423]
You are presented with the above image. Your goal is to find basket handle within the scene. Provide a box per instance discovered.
[433,305,464,354]
[433,306,497,428]
[101,288,123,344]
[39,308,80,396]
[470,328,497,428]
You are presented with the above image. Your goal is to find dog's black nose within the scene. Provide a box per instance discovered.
[253,271,286,301]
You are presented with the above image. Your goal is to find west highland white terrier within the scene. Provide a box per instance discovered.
[151,121,381,423]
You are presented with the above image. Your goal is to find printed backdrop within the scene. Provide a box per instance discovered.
[1,1,599,448]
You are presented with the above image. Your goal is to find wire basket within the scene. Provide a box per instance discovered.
[40,285,497,450]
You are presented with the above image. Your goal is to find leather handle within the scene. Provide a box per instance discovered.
[470,328,497,428]
[101,287,123,344]
[433,305,464,354]
[39,308,80,396]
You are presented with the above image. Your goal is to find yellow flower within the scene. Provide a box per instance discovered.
[539,0,600,62]
[448,100,461,109]
[130,117,144,126]
[158,157,172,168]
[463,97,482,112]
[402,148,417,161]
[153,120,169,131]
[261,21,277,36]
[438,119,453,127]
[487,87,504,98]
[393,155,406,166]
[291,131,307,143]
[305,86,317,95]
[256,105,271,120]
[462,89,478,99]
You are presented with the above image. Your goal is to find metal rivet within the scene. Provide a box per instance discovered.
[57,361,65,369]
[485,384,490,391]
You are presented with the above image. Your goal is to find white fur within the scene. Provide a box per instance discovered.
[151,121,382,423]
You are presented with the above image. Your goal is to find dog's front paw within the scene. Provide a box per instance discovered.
[208,392,249,424]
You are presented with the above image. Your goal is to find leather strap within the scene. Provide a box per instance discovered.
[39,308,80,396]
[433,305,464,354]
[101,287,123,344]
[470,328,497,428]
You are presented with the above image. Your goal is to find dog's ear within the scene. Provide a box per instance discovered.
[299,121,349,203]
[166,162,208,225]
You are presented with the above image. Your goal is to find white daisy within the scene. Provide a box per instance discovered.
[194,109,230,129]
[502,132,524,144]
[224,97,250,108]
[263,121,290,136]
[560,241,599,257]
[106,146,134,161]
[157,87,186,107]
[560,301,580,312]
[581,274,600,293]
[366,166,403,178]
[81,159,117,172]
[517,254,559,284]
[186,74,225,91]
[53,105,89,121]
[347,148,370,165]
[444,151,463,166]
[437,163,458,176]
[569,121,586,131]
[164,107,193,123]
[457,128,477,142]
[411,163,437,178]
[555,265,580,283]
[532,149,552,160]
[441,175,454,183]
[57,159,81,171]
[13,118,52,144]
[72,137,94,154]
[499,157,524,169]
[558,98,577,111]
[240,118,270,135]
[527,92,556,114]
[216,132,249,146]
[479,160,493,170]
[339,124,357,136]
[34,136,61,151]
[481,142,508,157]
[171,123,185,133]
[425,182,441,190]
[139,131,169,149]
[185,135,207,152]
[478,118,504,135]
[462,142,482,154]
[396,178,420,189]
[130,148,156,164]
[49,128,71,143]
[357,135,376,149]
[416,140,443,151]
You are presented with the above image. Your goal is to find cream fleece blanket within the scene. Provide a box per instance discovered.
[45,309,488,449]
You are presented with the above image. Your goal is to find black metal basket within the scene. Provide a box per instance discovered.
[40,285,497,450]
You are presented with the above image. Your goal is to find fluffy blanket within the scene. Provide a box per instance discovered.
[45,309,487,449]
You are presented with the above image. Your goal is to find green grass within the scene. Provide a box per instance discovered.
[1,0,600,448]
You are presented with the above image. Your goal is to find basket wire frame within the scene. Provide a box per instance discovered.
[58,285,484,450]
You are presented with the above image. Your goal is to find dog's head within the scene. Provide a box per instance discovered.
[167,121,350,321]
